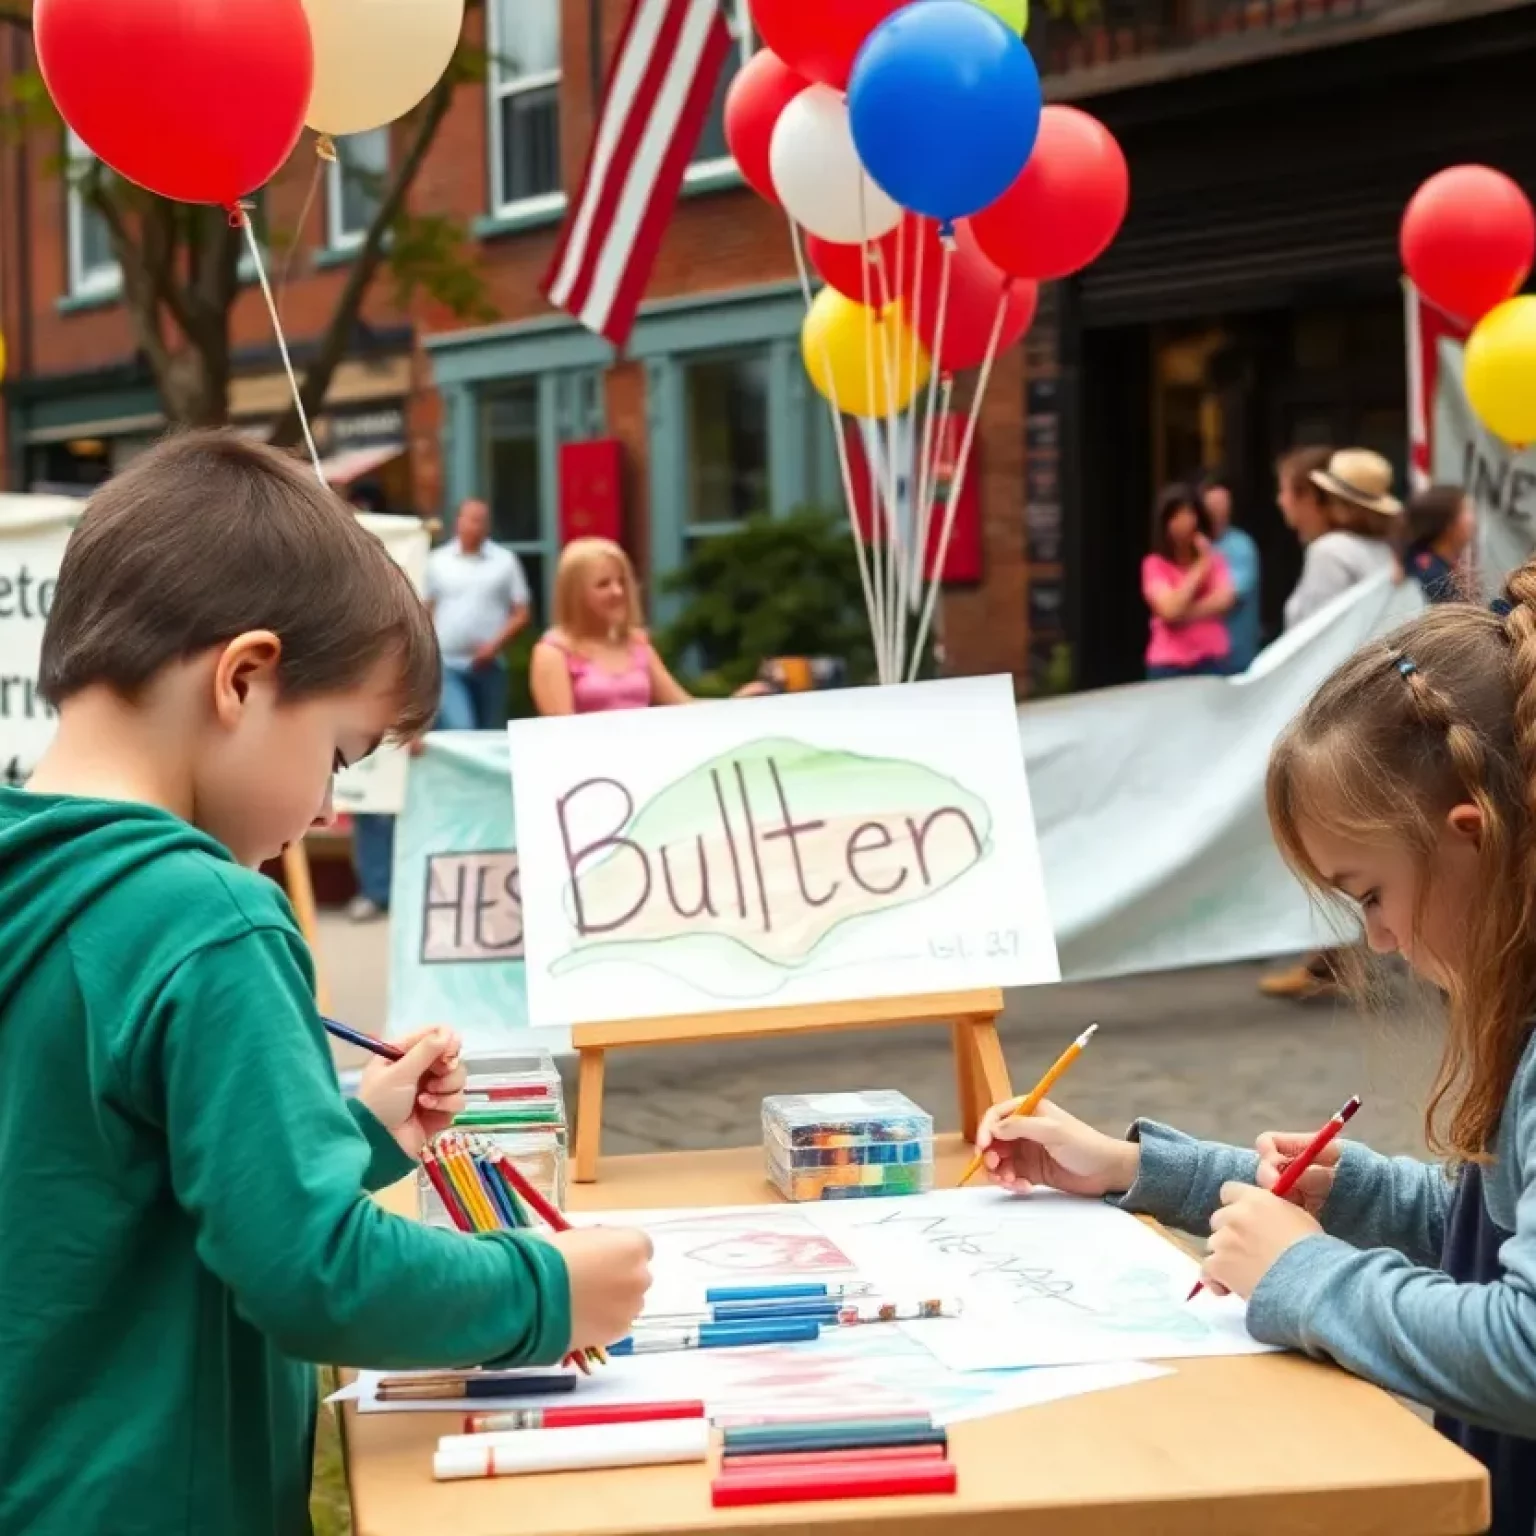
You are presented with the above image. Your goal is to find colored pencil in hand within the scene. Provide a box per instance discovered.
[1187,1094,1361,1301]
[958,1024,1098,1187]
[321,1016,404,1062]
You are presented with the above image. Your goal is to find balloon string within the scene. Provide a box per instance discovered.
[789,221,885,681]
[274,136,333,310]
[905,236,953,679]
[234,204,324,483]
[856,184,892,682]
[907,290,1009,682]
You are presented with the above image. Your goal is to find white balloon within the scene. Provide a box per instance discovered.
[769,84,902,244]
[303,0,465,137]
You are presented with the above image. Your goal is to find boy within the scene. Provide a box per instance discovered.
[0,433,652,1535]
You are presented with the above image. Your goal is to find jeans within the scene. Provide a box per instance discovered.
[1146,658,1227,681]
[351,813,395,908]
[438,660,509,732]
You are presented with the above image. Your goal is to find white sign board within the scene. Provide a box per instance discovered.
[509,675,1060,1027]
[0,498,428,812]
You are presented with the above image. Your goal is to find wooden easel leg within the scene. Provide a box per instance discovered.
[951,1022,981,1142]
[966,1016,1013,1126]
[574,1048,606,1185]
[282,842,331,1015]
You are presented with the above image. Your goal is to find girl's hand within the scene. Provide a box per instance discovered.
[356,1027,466,1159]
[1254,1131,1342,1217]
[1201,1183,1321,1298]
[976,1098,1140,1198]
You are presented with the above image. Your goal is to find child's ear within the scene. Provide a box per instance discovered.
[1446,802,1484,849]
[212,630,283,724]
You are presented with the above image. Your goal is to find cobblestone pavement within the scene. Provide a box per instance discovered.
[320,914,1445,1167]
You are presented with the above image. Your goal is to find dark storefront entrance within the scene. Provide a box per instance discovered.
[1056,4,1536,689]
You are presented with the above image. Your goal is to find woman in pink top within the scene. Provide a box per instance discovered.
[529,538,693,715]
[1141,484,1235,679]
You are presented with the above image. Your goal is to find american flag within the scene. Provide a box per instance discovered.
[542,0,732,348]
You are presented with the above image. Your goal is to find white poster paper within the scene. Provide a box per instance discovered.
[508,675,1060,1027]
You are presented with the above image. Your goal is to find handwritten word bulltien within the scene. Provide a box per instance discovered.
[556,754,985,942]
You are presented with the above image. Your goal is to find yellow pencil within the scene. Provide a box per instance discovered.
[442,1138,499,1232]
[958,1023,1099,1186]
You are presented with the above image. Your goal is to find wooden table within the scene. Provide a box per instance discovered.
[343,1138,1489,1536]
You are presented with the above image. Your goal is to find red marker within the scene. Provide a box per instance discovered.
[1189,1094,1361,1301]
[711,1458,957,1507]
[463,1401,705,1435]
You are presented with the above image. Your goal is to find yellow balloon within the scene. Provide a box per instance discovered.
[801,290,932,418]
[303,0,465,137]
[969,0,1028,33]
[1466,295,1536,446]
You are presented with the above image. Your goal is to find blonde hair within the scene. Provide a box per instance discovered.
[553,538,644,640]
[1266,594,1536,1161]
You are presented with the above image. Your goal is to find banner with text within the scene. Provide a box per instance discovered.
[385,574,1420,1046]
[0,499,428,811]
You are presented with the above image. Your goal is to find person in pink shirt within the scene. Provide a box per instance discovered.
[1141,484,1235,680]
[530,538,766,715]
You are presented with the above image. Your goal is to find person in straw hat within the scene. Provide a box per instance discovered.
[1261,446,1404,1001]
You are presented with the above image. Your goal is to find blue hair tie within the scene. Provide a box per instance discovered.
[1492,596,1514,618]
[1396,656,1418,678]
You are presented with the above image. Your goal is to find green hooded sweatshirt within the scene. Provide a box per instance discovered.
[0,789,571,1535]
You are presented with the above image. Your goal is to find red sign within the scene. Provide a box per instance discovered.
[558,438,624,545]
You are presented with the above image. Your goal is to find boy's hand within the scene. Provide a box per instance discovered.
[550,1227,654,1349]
[356,1027,465,1159]
[976,1098,1140,1198]
[1254,1130,1341,1217]
[1201,1182,1321,1298]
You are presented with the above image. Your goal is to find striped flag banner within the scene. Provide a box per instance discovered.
[542,0,732,348]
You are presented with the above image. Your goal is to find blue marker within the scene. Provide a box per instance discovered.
[610,1319,820,1356]
[703,1281,872,1304]
[708,1299,840,1323]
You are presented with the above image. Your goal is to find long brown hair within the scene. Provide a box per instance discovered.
[1266,585,1536,1160]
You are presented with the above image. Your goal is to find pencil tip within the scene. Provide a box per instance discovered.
[1079,1022,1099,1045]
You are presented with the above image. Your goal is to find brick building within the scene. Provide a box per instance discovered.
[1,0,1530,693]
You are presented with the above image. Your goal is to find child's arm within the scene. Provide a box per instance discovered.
[134,925,641,1370]
[1112,1121,1261,1236]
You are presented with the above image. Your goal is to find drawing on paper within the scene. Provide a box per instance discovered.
[550,736,992,997]
[636,1208,859,1278]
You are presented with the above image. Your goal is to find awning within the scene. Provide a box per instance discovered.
[319,442,405,487]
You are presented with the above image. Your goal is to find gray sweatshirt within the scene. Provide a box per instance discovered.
[1119,1029,1536,1438]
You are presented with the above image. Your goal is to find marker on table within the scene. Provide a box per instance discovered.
[435,1419,710,1481]
[1187,1094,1361,1301]
[321,1016,404,1062]
[958,1023,1099,1187]
[702,1281,874,1304]
[641,1295,960,1328]
[610,1319,820,1355]
[711,1458,958,1507]
[463,1401,705,1435]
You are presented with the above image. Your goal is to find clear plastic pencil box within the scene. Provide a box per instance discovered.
[762,1089,934,1202]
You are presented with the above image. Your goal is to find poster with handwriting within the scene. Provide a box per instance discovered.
[508,675,1059,1026]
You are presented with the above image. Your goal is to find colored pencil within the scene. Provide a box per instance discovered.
[491,1149,571,1232]
[710,1458,958,1506]
[463,1401,705,1434]
[321,1016,405,1062]
[376,1372,577,1401]
[1188,1094,1361,1300]
[723,1417,935,1447]
[610,1319,820,1355]
[722,1444,946,1471]
[420,1145,473,1233]
[702,1281,875,1304]
[958,1023,1099,1186]
[722,1426,947,1457]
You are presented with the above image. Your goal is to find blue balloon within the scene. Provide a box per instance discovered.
[848,0,1042,225]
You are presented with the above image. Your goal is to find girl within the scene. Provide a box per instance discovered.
[1140,484,1234,679]
[1404,485,1476,605]
[530,537,762,714]
[977,574,1536,1534]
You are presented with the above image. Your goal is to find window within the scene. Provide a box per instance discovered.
[327,128,390,249]
[65,130,118,298]
[488,0,561,215]
[481,383,548,617]
[684,351,770,531]
[688,0,752,181]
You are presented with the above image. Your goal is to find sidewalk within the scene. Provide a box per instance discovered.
[317,911,1440,1166]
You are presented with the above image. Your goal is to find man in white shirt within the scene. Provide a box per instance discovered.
[425,498,531,731]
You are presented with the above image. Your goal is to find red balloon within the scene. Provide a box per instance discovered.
[806,224,907,302]
[903,221,1038,372]
[35,0,313,206]
[970,105,1129,282]
[724,49,808,205]
[750,0,907,90]
[1401,166,1535,324]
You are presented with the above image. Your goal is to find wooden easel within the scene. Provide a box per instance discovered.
[569,987,1010,1183]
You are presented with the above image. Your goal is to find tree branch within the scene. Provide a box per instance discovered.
[267,72,456,451]
[84,180,175,387]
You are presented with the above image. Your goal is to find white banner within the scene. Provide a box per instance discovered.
[1432,335,1536,590]
[388,574,1421,1047]
[0,499,429,812]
